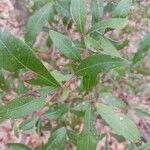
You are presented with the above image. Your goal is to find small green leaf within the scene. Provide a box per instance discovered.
[25,2,54,45]
[138,142,150,150]
[7,143,33,150]
[45,127,67,150]
[104,1,114,13]
[89,18,128,34]
[54,0,71,18]
[38,86,55,96]
[19,117,39,131]
[76,54,125,76]
[77,105,98,150]
[51,70,72,83]
[133,34,150,64]
[61,88,70,101]
[67,130,78,145]
[91,0,103,22]
[100,92,127,109]
[71,0,86,33]
[84,36,102,50]
[44,104,68,119]
[134,108,150,118]
[32,0,52,10]
[71,101,89,115]
[96,103,140,143]
[0,96,45,121]
[49,30,81,60]
[82,74,98,91]
[112,0,132,18]
[0,31,59,87]
[85,35,121,57]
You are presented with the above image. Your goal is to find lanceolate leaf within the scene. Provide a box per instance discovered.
[84,36,102,50]
[7,143,33,150]
[0,96,45,121]
[45,127,67,150]
[71,0,86,33]
[112,0,132,18]
[19,116,39,131]
[32,0,52,10]
[85,35,121,57]
[54,0,71,18]
[76,54,125,76]
[91,0,103,22]
[51,70,72,83]
[0,32,59,87]
[25,2,54,45]
[77,105,98,150]
[89,18,128,34]
[82,74,98,91]
[44,104,68,119]
[133,34,150,64]
[49,30,81,60]
[99,92,127,109]
[96,103,140,143]
[96,35,121,57]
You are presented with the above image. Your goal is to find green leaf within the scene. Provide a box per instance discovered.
[71,101,89,115]
[77,105,98,150]
[0,31,59,87]
[45,127,67,150]
[44,104,68,120]
[84,36,102,50]
[85,35,121,57]
[51,70,72,83]
[138,142,150,150]
[89,18,128,34]
[0,96,45,121]
[104,1,114,13]
[134,108,150,118]
[112,0,132,18]
[32,0,52,10]
[76,54,125,76]
[25,2,54,45]
[61,88,70,101]
[49,30,81,60]
[100,92,127,109]
[133,34,150,64]
[91,0,103,22]
[19,117,39,131]
[115,39,129,50]
[71,0,86,33]
[0,69,8,91]
[112,133,126,142]
[7,143,33,150]
[67,130,78,145]
[82,74,98,91]
[54,0,71,18]
[96,103,140,143]
[38,86,55,96]
[98,36,121,57]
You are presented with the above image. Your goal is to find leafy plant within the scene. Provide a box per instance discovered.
[0,0,150,149]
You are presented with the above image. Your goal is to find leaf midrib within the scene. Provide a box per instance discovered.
[55,36,80,60]
[0,39,57,86]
